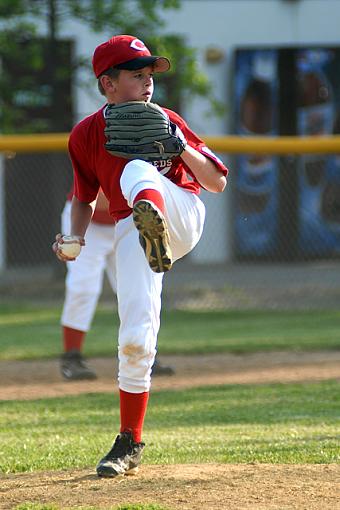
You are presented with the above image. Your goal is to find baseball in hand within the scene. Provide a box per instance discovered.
[58,236,82,258]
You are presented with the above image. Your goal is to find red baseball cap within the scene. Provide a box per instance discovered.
[92,35,170,78]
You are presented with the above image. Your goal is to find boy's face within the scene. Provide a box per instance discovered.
[110,66,154,104]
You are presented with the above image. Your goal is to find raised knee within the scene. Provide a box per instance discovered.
[120,342,153,365]
[120,160,159,188]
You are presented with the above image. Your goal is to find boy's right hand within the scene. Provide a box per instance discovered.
[52,233,85,262]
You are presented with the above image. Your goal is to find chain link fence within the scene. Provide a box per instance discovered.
[1,140,340,310]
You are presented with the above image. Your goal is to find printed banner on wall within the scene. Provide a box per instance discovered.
[296,48,340,256]
[233,49,280,257]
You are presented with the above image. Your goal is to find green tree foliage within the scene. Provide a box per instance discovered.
[0,0,214,133]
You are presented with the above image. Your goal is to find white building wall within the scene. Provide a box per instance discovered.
[58,0,340,264]
[62,0,340,131]
[166,0,340,136]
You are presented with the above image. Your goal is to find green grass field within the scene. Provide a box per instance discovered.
[1,380,339,475]
[1,302,339,510]
[1,302,340,360]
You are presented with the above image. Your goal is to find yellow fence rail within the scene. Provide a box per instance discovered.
[0,133,69,154]
[0,133,340,155]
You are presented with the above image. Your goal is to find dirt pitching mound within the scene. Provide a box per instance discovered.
[1,463,339,510]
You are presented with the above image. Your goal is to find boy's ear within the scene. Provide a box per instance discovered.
[100,75,117,93]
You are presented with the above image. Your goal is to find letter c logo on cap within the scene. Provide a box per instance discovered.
[130,39,146,51]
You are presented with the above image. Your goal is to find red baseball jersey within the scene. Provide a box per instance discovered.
[69,105,228,222]
[66,187,115,225]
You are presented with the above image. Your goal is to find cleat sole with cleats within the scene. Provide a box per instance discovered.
[133,200,172,273]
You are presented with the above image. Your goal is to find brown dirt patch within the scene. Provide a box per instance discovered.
[1,464,339,510]
[1,351,339,509]
[1,350,340,401]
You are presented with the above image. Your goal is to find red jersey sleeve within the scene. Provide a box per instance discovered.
[165,109,229,181]
[68,123,100,203]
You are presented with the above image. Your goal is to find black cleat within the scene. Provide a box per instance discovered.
[60,350,97,381]
[96,432,145,478]
[152,358,175,376]
[133,200,172,273]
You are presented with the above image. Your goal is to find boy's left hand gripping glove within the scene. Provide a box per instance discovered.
[104,101,187,161]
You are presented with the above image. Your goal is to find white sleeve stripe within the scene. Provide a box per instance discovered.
[200,146,224,166]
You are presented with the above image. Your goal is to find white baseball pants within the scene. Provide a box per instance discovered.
[61,201,117,332]
[63,160,205,393]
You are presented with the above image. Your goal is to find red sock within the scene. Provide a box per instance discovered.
[62,326,85,352]
[134,189,165,214]
[119,389,149,443]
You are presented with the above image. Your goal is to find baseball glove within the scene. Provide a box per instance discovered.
[104,101,187,161]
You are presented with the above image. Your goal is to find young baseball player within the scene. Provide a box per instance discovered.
[53,34,228,478]
[60,188,174,380]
